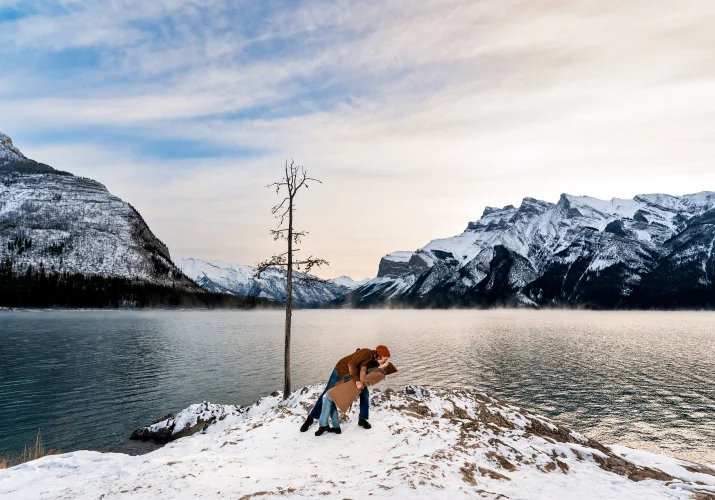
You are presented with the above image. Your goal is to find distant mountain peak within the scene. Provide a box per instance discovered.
[330,275,371,289]
[0,131,27,163]
[481,204,516,218]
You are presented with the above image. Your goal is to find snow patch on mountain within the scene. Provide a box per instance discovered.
[329,275,370,289]
[383,250,414,262]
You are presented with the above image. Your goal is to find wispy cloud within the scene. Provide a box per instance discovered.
[2,0,715,278]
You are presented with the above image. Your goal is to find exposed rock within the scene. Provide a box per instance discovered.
[593,455,673,482]
[131,402,244,444]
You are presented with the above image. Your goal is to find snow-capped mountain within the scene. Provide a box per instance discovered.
[0,131,195,290]
[176,257,366,308]
[341,192,715,309]
[330,275,370,289]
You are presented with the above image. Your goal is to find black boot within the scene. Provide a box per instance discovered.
[358,418,372,429]
[314,426,329,436]
[328,427,342,434]
[300,416,314,432]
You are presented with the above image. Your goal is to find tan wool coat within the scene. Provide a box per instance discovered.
[327,363,397,413]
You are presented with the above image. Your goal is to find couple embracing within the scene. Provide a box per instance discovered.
[300,345,397,436]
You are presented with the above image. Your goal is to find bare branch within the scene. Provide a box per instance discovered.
[273,205,291,229]
[266,180,289,190]
[294,275,331,287]
[269,229,286,241]
[254,252,292,278]
[292,230,308,244]
[270,197,290,215]
[253,255,288,279]
[293,256,329,274]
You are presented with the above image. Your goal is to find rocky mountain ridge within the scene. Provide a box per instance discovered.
[177,257,368,308]
[341,192,715,308]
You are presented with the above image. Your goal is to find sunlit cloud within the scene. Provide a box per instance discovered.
[2,0,715,279]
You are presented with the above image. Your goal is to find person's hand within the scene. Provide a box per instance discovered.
[356,381,364,390]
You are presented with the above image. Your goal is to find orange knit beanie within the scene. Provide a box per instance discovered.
[376,345,391,358]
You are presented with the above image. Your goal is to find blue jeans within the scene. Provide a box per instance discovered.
[359,387,369,420]
[309,368,371,420]
[319,393,340,428]
[309,369,340,419]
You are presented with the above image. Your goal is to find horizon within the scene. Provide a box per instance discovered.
[2,1,715,279]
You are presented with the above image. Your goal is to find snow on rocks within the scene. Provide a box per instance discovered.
[2,386,714,499]
[329,276,370,289]
[130,401,246,444]
[0,131,26,164]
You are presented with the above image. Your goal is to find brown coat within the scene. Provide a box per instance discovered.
[327,363,398,413]
[334,348,375,381]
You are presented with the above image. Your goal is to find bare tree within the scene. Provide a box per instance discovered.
[256,160,328,399]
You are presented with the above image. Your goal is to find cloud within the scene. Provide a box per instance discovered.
[2,0,715,278]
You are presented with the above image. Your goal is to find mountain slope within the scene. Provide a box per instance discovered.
[176,257,366,308]
[340,192,715,309]
[0,132,191,287]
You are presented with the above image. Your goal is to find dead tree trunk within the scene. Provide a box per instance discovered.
[284,191,293,397]
[256,160,328,399]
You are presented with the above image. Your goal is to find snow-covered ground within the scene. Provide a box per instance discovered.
[2,386,713,500]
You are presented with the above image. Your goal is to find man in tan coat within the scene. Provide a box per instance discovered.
[300,345,391,432]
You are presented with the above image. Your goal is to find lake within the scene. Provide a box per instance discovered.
[0,309,713,464]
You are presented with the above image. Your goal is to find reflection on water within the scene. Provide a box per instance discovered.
[0,310,713,464]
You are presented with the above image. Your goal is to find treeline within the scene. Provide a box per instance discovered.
[0,260,277,309]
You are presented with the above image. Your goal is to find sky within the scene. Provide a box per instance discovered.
[2,0,715,280]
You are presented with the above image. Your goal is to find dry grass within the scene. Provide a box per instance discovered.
[1,430,59,469]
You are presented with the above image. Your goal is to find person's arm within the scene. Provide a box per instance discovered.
[360,365,367,383]
[348,348,371,382]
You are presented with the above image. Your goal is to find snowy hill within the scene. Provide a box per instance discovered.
[177,257,368,308]
[329,275,370,289]
[341,193,715,309]
[3,385,714,499]
[0,132,204,302]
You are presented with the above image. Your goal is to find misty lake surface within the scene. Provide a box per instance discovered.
[1,310,713,464]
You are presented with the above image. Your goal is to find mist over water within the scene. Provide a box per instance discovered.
[1,309,713,464]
